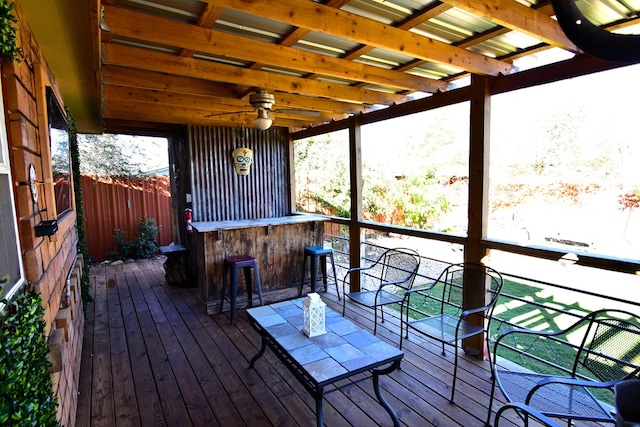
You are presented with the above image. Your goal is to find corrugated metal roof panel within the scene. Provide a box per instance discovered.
[296,31,361,55]
[95,0,640,131]
[580,0,636,24]
[119,0,201,21]
[481,31,545,55]
[215,9,292,42]
[343,0,411,22]
[411,10,495,44]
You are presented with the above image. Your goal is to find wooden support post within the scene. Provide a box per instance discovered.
[348,116,363,292]
[463,74,491,356]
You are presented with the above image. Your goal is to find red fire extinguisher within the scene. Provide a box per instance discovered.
[185,208,193,233]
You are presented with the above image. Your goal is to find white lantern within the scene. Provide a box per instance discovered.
[302,293,326,337]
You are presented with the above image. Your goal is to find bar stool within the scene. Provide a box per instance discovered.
[299,245,340,300]
[220,255,263,324]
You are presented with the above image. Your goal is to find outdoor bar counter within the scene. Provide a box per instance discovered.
[192,214,328,314]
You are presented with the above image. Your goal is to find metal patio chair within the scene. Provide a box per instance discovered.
[342,247,420,336]
[486,309,640,426]
[400,262,504,403]
[494,402,561,427]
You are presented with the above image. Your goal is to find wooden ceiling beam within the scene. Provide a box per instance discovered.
[179,3,224,58]
[270,93,369,114]
[322,1,450,62]
[103,85,248,111]
[102,118,181,137]
[341,2,454,88]
[440,0,577,52]
[206,0,512,76]
[104,85,347,121]
[103,66,370,114]
[396,1,562,80]
[104,5,448,93]
[398,2,453,29]
[103,43,409,106]
[103,66,245,99]
[278,0,350,47]
[103,102,327,129]
[341,2,452,72]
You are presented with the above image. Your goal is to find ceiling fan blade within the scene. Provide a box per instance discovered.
[275,109,321,117]
[205,110,252,118]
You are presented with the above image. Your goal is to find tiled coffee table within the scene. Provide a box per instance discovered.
[247,298,403,427]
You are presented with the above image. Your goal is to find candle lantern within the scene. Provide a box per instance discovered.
[302,293,326,337]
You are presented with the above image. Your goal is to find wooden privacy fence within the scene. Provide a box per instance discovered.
[81,175,173,262]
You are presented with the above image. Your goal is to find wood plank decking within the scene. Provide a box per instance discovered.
[75,258,524,427]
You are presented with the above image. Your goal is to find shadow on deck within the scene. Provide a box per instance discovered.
[75,258,529,426]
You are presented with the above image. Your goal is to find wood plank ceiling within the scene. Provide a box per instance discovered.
[99,0,640,132]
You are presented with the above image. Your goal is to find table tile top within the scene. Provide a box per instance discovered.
[247,298,403,384]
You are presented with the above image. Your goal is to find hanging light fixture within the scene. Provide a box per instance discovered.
[253,107,273,130]
[250,90,275,130]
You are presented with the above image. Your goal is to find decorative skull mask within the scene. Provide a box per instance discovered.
[232,147,253,175]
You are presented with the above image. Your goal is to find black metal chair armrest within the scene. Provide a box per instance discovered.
[494,402,561,427]
[341,247,421,337]
[460,304,490,319]
[526,376,618,404]
[403,281,437,296]
[400,282,438,314]
[343,264,373,277]
[491,326,556,366]
[492,325,566,358]
[495,325,564,343]
[341,266,368,290]
[379,277,417,289]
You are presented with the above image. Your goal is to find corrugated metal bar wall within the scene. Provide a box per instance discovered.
[81,175,173,261]
[188,126,290,221]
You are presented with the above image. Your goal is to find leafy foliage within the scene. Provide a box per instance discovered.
[0,291,59,426]
[294,133,352,218]
[619,187,640,211]
[77,134,154,177]
[110,217,160,260]
[0,0,22,63]
[295,132,453,229]
[111,229,137,260]
[136,217,160,259]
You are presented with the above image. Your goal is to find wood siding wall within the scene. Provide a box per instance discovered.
[2,4,82,425]
[188,126,290,222]
[81,175,173,262]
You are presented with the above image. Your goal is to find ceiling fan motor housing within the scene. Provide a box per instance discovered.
[249,90,275,110]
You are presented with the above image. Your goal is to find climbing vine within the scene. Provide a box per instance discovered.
[67,107,91,310]
[0,0,22,63]
[0,290,59,426]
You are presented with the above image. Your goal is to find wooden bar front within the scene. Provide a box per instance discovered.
[192,215,327,314]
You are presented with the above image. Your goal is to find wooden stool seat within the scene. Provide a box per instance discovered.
[299,245,340,300]
[221,255,263,324]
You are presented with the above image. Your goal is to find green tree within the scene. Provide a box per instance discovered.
[294,131,351,218]
[78,134,153,177]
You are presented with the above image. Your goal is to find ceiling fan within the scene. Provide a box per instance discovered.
[206,89,320,130]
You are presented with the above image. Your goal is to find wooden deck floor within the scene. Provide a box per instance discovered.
[74,258,525,427]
